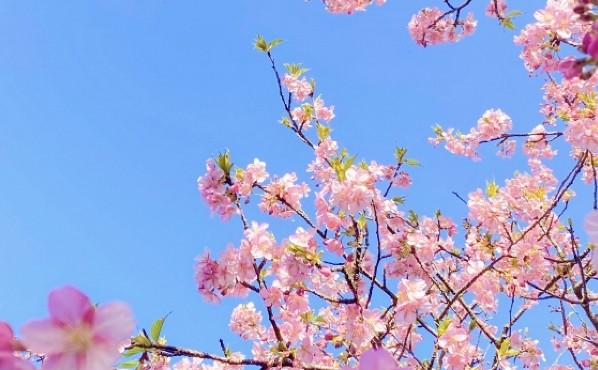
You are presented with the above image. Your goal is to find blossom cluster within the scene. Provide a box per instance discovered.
[429,109,513,160]
[407,8,477,46]
[323,0,385,14]
[190,33,598,369]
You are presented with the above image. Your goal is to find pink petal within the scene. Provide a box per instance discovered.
[358,348,399,370]
[0,354,36,370]
[20,319,68,354]
[592,250,598,274]
[0,321,14,351]
[583,210,598,243]
[92,303,134,343]
[48,286,93,326]
[82,344,122,370]
[41,353,79,370]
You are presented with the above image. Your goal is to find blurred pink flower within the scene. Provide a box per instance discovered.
[0,321,34,370]
[584,210,598,272]
[584,210,598,243]
[582,22,598,59]
[21,286,134,370]
[357,348,399,370]
[558,58,583,79]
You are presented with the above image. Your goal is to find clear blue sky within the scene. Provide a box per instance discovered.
[0,0,588,366]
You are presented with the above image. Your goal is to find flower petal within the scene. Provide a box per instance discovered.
[83,344,122,370]
[0,353,35,370]
[358,348,399,370]
[93,302,134,343]
[0,321,14,351]
[584,210,598,242]
[48,286,93,326]
[42,353,79,370]
[20,319,67,354]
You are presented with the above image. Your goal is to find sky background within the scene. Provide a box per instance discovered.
[0,0,591,367]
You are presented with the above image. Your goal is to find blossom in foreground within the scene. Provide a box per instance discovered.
[21,286,134,370]
[0,321,34,370]
[584,210,598,272]
[357,348,399,370]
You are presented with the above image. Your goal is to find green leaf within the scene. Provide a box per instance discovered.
[404,158,420,166]
[357,213,367,230]
[501,18,515,30]
[280,117,292,127]
[301,103,314,120]
[486,180,499,197]
[392,196,405,205]
[408,210,418,224]
[499,338,511,356]
[253,35,283,53]
[343,155,356,171]
[312,315,326,325]
[395,147,407,163]
[253,34,268,52]
[132,333,151,346]
[121,346,145,358]
[437,318,451,336]
[216,150,234,174]
[300,310,313,322]
[506,9,523,17]
[284,63,308,77]
[268,38,284,50]
[505,349,520,357]
[118,359,140,369]
[330,157,346,181]
[316,123,331,141]
[150,314,169,342]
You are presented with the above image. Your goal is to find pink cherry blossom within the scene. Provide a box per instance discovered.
[357,348,399,370]
[408,7,477,46]
[584,210,598,272]
[282,74,313,101]
[523,124,557,158]
[392,171,412,188]
[21,286,134,370]
[558,57,584,79]
[486,0,507,17]
[229,303,265,340]
[0,323,14,352]
[324,0,385,14]
[314,97,335,123]
[584,210,598,242]
[330,166,375,215]
[237,159,269,196]
[475,109,512,141]
[394,278,428,325]
[245,222,276,260]
[564,117,598,152]
[582,22,598,59]
[0,321,35,370]
[197,158,238,221]
[259,172,310,217]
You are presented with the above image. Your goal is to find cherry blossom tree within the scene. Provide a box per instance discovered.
[2,0,598,369]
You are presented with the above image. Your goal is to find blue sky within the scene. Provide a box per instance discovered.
[0,0,590,366]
